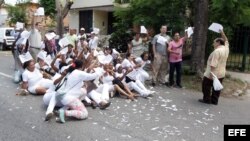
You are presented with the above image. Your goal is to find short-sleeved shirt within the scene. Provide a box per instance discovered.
[168,38,185,63]
[29,28,42,48]
[204,41,229,79]
[131,38,144,57]
[151,34,171,56]
[22,68,43,88]
[65,34,78,47]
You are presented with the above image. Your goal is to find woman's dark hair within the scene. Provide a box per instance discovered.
[140,51,149,59]
[105,47,113,54]
[67,59,83,74]
[23,60,33,69]
[59,62,68,70]
[215,38,225,45]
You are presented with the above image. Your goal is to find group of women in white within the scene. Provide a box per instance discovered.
[14,31,154,123]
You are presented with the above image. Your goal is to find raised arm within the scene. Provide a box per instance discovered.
[220,30,228,42]
[51,53,61,72]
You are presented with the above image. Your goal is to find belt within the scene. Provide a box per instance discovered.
[30,46,40,49]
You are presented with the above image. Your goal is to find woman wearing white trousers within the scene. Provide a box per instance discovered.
[56,59,104,123]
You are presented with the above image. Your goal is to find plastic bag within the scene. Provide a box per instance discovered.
[211,72,223,91]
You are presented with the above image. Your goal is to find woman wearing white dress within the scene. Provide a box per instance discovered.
[99,63,136,100]
[57,59,104,123]
[21,60,53,95]
[121,53,154,97]
[134,51,151,84]
[115,63,153,98]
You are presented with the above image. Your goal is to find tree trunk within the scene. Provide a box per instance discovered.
[0,0,4,6]
[56,0,74,38]
[191,0,209,78]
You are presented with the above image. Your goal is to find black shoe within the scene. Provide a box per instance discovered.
[99,102,111,110]
[45,113,53,121]
[211,102,218,105]
[165,82,169,86]
[82,100,92,106]
[198,99,211,104]
[91,101,97,109]
[176,85,183,89]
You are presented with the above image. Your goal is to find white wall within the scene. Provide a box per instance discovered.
[93,10,108,35]
[68,10,79,32]
[72,0,113,9]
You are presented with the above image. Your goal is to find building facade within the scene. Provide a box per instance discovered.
[69,0,115,35]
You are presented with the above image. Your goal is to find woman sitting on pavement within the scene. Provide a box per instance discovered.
[121,53,154,97]
[21,60,53,95]
[115,63,153,98]
[134,51,151,84]
[99,63,136,101]
[56,59,104,123]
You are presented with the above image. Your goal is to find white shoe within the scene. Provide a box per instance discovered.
[146,90,155,94]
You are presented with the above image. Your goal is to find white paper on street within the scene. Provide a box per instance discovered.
[19,52,33,63]
[185,27,194,37]
[36,7,45,16]
[16,22,24,29]
[157,36,168,45]
[140,26,147,34]
[208,23,223,33]
[59,37,70,48]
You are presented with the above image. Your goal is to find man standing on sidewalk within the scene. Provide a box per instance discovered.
[29,21,42,60]
[199,30,229,105]
[151,25,171,86]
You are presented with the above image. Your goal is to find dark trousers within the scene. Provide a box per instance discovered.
[202,77,224,104]
[169,62,182,86]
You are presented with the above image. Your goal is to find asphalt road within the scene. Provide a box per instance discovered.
[0,51,250,141]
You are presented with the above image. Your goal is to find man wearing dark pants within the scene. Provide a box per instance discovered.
[199,29,229,105]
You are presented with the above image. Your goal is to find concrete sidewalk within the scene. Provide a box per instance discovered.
[227,71,250,83]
